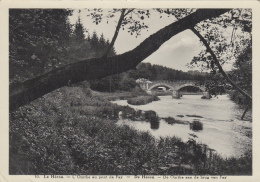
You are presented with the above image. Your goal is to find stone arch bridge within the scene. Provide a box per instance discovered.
[136,79,210,99]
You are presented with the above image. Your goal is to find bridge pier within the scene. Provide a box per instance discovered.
[201,91,211,99]
[146,90,152,95]
[172,90,181,99]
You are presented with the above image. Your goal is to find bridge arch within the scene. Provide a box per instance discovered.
[148,83,174,91]
[177,83,205,92]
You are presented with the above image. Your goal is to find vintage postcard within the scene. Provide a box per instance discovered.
[1,0,260,181]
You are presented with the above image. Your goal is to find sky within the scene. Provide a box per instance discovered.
[69,9,211,72]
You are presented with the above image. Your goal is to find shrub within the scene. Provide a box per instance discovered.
[143,110,160,130]
[163,117,189,125]
[164,117,177,125]
[85,88,92,97]
[190,120,203,131]
[127,95,160,105]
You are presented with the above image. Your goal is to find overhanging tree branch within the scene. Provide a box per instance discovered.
[190,26,252,101]
[10,9,231,111]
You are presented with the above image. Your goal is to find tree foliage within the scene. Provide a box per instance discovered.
[9,9,116,84]
[189,9,252,74]
[9,9,73,82]
[87,8,149,37]
[228,43,252,105]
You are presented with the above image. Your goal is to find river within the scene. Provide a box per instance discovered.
[112,94,252,158]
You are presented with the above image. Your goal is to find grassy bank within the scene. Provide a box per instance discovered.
[9,86,252,175]
[225,90,252,120]
[92,86,148,101]
[127,95,160,105]
[227,90,250,105]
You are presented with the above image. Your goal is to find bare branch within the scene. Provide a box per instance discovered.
[241,104,250,120]
[124,9,135,17]
[102,9,126,58]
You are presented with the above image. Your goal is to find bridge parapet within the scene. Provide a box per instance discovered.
[136,79,205,92]
[149,80,197,84]
[175,80,197,84]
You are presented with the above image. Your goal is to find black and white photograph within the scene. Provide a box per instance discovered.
[2,0,259,180]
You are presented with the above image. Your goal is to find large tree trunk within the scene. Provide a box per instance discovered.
[10,9,230,111]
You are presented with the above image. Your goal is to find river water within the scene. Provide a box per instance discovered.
[112,95,252,158]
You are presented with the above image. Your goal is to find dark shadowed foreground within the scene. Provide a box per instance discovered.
[9,86,252,175]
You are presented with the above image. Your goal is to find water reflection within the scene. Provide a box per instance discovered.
[142,110,160,130]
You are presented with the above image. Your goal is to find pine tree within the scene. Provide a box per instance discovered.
[99,33,106,54]
[90,31,99,50]
[73,16,85,43]
[105,39,116,57]
[87,34,91,42]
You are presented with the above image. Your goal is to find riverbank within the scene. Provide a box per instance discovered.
[127,95,160,105]
[9,86,252,175]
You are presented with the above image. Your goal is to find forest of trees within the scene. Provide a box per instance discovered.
[9,9,116,84]
[90,62,207,92]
